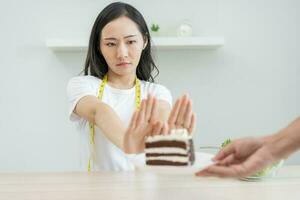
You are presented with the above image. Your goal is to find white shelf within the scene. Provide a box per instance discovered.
[152,36,224,50]
[46,36,224,51]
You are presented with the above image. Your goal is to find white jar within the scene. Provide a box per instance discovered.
[177,20,193,37]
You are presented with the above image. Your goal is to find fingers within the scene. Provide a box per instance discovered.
[145,94,154,121]
[213,143,236,161]
[176,95,188,128]
[168,97,182,130]
[195,165,220,177]
[183,100,192,129]
[187,112,196,134]
[142,94,159,124]
[162,123,169,135]
[149,121,169,136]
[196,148,272,178]
[152,121,163,135]
[149,97,158,124]
[145,94,196,136]
[136,99,146,124]
[129,110,138,129]
[195,159,262,178]
[195,164,241,178]
[218,154,236,166]
[168,94,196,134]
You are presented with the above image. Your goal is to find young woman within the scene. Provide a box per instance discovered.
[67,2,195,171]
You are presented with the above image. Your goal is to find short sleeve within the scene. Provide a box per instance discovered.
[153,84,173,107]
[67,76,98,121]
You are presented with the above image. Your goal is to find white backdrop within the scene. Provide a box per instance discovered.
[0,0,299,171]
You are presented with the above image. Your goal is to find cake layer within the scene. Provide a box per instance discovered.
[146,160,188,166]
[145,147,188,154]
[146,153,187,157]
[145,141,187,149]
[146,129,192,143]
[146,156,189,163]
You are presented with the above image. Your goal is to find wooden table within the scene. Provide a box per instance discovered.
[1,166,300,200]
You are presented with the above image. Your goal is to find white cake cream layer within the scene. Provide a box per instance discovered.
[146,156,189,163]
[146,129,191,143]
[145,147,187,154]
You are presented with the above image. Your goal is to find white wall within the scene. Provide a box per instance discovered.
[0,0,299,172]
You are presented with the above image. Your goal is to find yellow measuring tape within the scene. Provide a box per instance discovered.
[88,74,141,172]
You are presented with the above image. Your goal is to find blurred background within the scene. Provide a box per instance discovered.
[0,0,299,171]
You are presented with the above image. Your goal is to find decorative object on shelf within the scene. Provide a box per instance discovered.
[150,23,160,37]
[151,23,160,32]
[177,19,193,37]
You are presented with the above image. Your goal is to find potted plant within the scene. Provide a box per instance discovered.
[150,23,160,37]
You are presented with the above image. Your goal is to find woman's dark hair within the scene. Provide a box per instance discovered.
[84,2,158,82]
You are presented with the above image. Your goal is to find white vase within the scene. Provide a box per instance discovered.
[177,20,193,37]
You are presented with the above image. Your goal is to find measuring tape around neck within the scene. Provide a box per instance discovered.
[88,74,141,172]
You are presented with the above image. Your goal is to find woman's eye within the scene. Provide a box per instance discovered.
[127,40,136,45]
[106,43,116,47]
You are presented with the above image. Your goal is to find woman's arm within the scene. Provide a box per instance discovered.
[75,95,126,150]
[74,94,169,153]
[74,90,198,154]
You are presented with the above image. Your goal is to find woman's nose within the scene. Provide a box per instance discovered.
[117,43,128,59]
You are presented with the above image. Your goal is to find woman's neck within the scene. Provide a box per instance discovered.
[106,71,136,89]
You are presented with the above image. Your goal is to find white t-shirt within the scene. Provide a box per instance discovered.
[67,75,172,171]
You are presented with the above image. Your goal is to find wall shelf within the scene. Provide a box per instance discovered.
[151,36,224,50]
[46,36,225,51]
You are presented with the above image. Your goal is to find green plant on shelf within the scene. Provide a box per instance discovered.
[151,23,160,32]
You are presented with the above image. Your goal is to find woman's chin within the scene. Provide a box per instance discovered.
[111,68,136,76]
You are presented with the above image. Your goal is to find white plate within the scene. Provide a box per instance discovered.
[240,160,285,181]
[129,152,215,175]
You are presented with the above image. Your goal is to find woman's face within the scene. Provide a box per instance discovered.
[100,16,147,77]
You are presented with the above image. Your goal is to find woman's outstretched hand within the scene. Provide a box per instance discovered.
[123,94,197,154]
[123,95,159,153]
[168,94,196,134]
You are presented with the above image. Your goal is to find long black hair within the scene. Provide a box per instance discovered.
[84,2,158,82]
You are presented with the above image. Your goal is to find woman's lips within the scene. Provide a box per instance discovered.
[116,62,131,67]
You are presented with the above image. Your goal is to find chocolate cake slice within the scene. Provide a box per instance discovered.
[145,129,195,166]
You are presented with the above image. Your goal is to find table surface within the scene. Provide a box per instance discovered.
[1,166,300,200]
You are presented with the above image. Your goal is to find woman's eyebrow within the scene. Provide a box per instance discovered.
[103,37,117,41]
[124,34,137,39]
[103,35,137,41]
